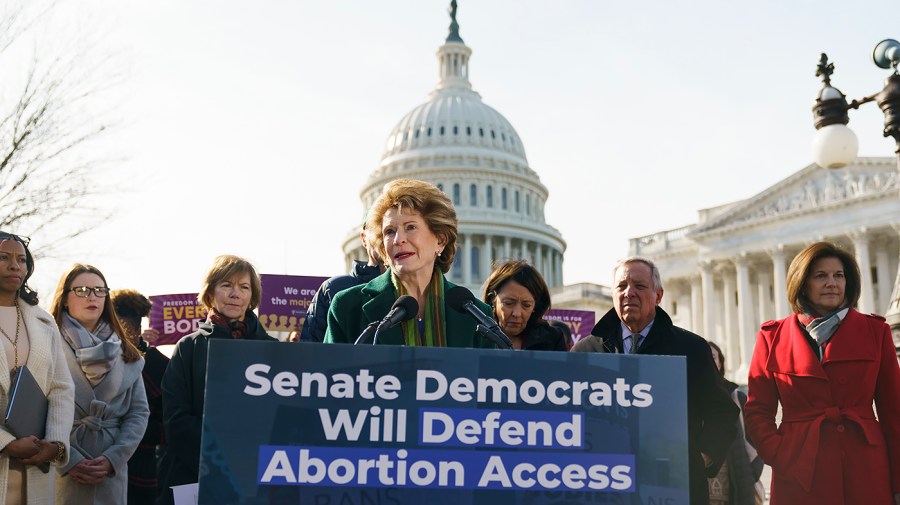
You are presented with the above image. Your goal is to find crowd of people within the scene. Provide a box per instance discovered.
[1,177,899,504]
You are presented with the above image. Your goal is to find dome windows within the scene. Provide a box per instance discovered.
[486,186,493,208]
[440,126,445,135]
[427,127,432,136]
[466,126,472,136]
[501,188,508,210]
[470,184,477,206]
[479,128,484,137]
[452,183,461,206]
[453,126,459,135]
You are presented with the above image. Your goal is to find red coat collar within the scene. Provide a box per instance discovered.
[766,309,876,380]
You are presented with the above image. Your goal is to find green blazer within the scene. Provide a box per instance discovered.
[324,270,496,349]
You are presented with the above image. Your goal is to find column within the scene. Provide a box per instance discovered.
[734,254,754,383]
[549,251,557,286]
[700,260,717,342]
[555,251,563,286]
[850,228,874,314]
[483,235,493,277]
[504,236,511,261]
[690,275,702,334]
[536,244,545,277]
[756,266,773,324]
[888,224,900,331]
[463,233,472,286]
[769,245,790,319]
[720,266,739,375]
[875,238,891,314]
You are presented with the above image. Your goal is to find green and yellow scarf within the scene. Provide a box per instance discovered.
[391,269,447,347]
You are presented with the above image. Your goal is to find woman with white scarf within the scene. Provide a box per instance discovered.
[50,264,148,504]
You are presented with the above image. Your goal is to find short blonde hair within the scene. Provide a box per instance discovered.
[366,179,458,273]
[199,255,263,310]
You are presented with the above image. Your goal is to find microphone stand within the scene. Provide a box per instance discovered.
[354,321,380,345]
[372,320,392,345]
[476,324,513,350]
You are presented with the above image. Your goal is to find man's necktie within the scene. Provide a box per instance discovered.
[627,334,642,354]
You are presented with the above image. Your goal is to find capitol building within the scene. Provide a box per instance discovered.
[631,157,900,382]
[342,6,568,297]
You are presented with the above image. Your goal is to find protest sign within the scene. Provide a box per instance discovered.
[149,293,207,345]
[545,309,596,344]
[259,274,328,332]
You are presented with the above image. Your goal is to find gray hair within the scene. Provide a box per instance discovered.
[612,256,663,291]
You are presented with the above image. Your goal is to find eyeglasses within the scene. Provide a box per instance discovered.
[0,232,30,247]
[70,286,110,298]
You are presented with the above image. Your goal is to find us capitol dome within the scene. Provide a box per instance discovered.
[342,3,566,294]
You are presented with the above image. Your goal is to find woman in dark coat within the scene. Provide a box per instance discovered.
[324,179,494,348]
[482,259,567,351]
[159,255,275,505]
[745,242,900,505]
[111,289,169,505]
[707,341,762,505]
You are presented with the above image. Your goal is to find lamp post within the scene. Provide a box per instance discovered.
[811,39,900,348]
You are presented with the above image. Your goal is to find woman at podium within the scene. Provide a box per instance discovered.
[324,179,495,348]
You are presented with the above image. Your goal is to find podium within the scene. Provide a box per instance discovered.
[199,340,689,504]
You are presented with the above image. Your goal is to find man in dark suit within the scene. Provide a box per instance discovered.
[572,257,738,505]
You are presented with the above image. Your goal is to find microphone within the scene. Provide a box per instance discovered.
[446,286,513,349]
[372,295,419,345]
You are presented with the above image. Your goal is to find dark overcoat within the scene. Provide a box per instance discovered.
[572,306,738,505]
[158,311,274,505]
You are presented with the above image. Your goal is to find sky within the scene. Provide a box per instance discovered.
[8,0,900,305]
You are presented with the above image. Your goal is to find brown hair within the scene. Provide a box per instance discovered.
[366,179,458,273]
[199,255,262,310]
[50,264,142,363]
[483,259,552,331]
[786,241,860,314]
[110,289,152,340]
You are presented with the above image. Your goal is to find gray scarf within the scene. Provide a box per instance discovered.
[61,312,122,387]
[803,307,849,361]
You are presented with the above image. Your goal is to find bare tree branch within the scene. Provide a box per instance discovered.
[0,0,117,258]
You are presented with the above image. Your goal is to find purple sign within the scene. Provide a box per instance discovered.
[545,309,596,345]
[259,274,328,332]
[149,293,207,345]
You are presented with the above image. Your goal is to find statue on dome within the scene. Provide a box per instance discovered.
[447,0,463,43]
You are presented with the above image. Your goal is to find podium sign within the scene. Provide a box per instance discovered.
[201,341,689,504]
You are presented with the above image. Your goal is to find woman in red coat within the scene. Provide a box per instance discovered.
[745,242,900,504]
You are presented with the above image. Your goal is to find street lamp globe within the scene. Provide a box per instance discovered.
[812,122,858,168]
